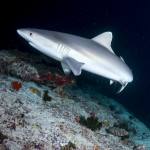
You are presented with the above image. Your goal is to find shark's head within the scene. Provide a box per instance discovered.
[17,28,39,43]
[17,28,55,50]
[17,28,62,60]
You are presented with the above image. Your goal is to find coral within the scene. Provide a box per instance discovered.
[43,90,52,101]
[0,144,6,150]
[114,120,137,135]
[106,127,129,138]
[39,72,54,82]
[102,120,110,128]
[52,131,68,149]
[133,145,146,150]
[23,142,45,150]
[0,132,8,144]
[93,145,100,150]
[11,81,22,91]
[61,141,76,150]
[121,138,135,147]
[79,113,102,131]
[0,58,9,74]
[7,61,39,80]
[0,50,149,149]
[54,74,75,86]
[114,121,129,130]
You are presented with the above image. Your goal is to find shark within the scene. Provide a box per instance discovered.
[17,28,133,93]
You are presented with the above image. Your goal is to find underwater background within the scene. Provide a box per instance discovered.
[0,0,149,126]
[0,0,150,149]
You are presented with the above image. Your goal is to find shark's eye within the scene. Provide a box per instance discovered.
[29,32,32,36]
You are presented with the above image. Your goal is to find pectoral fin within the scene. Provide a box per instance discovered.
[61,62,71,75]
[62,57,84,76]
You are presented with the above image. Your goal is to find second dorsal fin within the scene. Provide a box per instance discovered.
[92,32,115,54]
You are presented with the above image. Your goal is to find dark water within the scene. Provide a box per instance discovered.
[0,0,150,127]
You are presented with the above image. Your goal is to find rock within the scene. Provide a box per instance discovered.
[43,90,52,101]
[0,132,7,144]
[7,61,39,80]
[133,145,146,150]
[0,144,6,150]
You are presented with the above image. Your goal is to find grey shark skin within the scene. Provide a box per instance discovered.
[17,28,133,93]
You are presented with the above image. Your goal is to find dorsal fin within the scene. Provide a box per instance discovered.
[92,32,115,54]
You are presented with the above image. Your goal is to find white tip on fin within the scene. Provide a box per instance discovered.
[117,82,128,93]
[92,32,115,54]
[110,80,114,85]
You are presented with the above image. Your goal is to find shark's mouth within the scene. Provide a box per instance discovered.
[28,42,39,49]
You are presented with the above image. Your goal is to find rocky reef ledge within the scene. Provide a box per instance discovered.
[0,49,149,150]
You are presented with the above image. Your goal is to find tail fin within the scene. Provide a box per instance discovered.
[117,82,128,93]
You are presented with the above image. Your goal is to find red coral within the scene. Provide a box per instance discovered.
[39,72,54,81]
[33,71,75,87]
[54,74,75,86]
[11,81,22,91]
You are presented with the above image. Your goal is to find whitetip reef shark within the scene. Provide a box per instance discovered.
[17,28,133,93]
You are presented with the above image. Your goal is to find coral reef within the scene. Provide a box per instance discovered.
[0,58,9,74]
[7,61,39,80]
[79,113,102,131]
[133,145,146,150]
[0,49,149,150]
[0,132,8,143]
[106,127,129,138]
[61,141,76,150]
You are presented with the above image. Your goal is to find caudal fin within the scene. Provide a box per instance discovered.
[117,82,128,93]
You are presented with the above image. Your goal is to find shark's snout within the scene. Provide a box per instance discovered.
[17,29,26,38]
[17,29,32,42]
[17,29,21,35]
